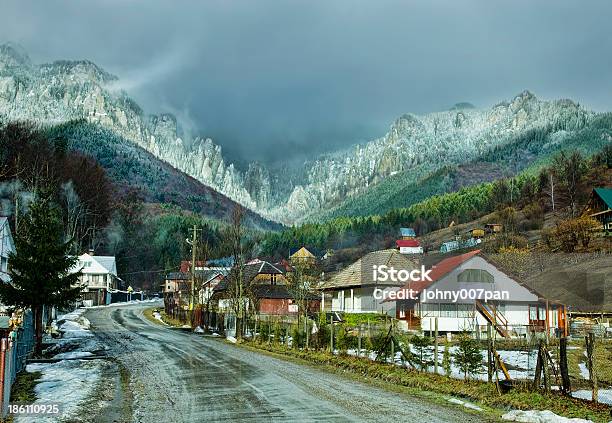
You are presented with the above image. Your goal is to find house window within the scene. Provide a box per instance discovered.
[457,269,494,283]
[529,305,538,320]
[271,274,277,285]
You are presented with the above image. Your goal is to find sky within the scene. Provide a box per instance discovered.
[2,1,612,165]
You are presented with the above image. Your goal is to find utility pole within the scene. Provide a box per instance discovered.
[186,225,201,312]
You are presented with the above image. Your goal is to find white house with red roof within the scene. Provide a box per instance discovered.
[396,239,423,254]
[396,227,423,254]
[391,250,567,338]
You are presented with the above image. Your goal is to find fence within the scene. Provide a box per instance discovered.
[0,307,45,418]
[240,313,610,404]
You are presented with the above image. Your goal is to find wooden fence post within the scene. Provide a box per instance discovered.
[330,316,334,353]
[390,324,395,363]
[358,326,362,358]
[585,333,598,403]
[541,342,551,392]
[559,337,571,395]
[434,317,439,375]
[533,340,543,390]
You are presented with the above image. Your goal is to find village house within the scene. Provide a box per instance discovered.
[289,246,319,266]
[163,266,229,312]
[320,249,418,315]
[485,223,503,234]
[392,250,568,338]
[213,260,320,317]
[583,187,612,232]
[198,269,228,306]
[0,217,14,285]
[399,227,416,239]
[73,252,120,307]
[467,228,485,239]
[396,239,423,254]
[395,227,423,254]
[162,272,189,300]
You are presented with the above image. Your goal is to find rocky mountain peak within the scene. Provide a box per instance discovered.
[0,46,595,225]
[0,43,32,69]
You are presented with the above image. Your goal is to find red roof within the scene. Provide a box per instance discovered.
[179,260,205,272]
[396,239,420,247]
[394,249,481,299]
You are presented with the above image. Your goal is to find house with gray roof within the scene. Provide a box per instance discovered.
[320,249,419,315]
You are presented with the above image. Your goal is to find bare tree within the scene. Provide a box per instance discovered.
[225,206,247,339]
[286,260,320,348]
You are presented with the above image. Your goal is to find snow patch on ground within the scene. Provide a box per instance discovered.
[572,389,612,405]
[447,397,483,411]
[16,307,109,422]
[578,362,590,379]
[152,311,167,325]
[53,351,94,360]
[16,360,102,423]
[502,409,593,422]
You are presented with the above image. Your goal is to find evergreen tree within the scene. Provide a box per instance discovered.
[0,194,82,356]
[453,333,483,380]
[442,341,452,377]
[411,334,432,371]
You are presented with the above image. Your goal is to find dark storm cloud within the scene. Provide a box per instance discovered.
[2,1,612,164]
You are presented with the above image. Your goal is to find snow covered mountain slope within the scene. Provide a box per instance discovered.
[0,44,594,224]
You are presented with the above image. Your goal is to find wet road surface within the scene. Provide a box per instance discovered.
[86,304,488,422]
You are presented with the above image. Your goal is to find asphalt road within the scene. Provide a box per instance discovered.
[86,304,488,422]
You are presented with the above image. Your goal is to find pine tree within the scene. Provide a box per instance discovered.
[0,194,82,356]
[453,333,483,380]
[442,341,452,377]
[411,334,432,371]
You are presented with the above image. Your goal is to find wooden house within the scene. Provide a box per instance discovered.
[214,260,319,316]
[467,228,485,238]
[399,227,416,239]
[583,188,612,232]
[485,223,503,234]
[289,247,318,266]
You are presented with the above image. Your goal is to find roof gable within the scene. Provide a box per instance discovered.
[77,253,117,276]
[594,188,612,209]
[290,247,316,259]
[395,250,548,303]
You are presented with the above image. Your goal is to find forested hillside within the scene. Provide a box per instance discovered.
[0,122,263,289]
[259,143,611,258]
[312,113,612,221]
[45,120,280,232]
